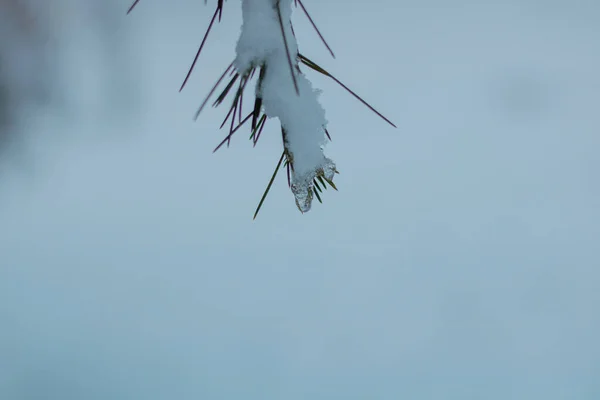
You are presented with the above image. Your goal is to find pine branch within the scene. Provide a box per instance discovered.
[129,0,397,218]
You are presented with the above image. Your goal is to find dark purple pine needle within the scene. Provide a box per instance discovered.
[228,100,238,147]
[252,97,262,131]
[180,5,222,92]
[238,84,244,124]
[213,112,253,153]
[296,0,335,58]
[252,67,266,131]
[253,115,267,146]
[212,74,239,108]
[249,114,264,141]
[126,0,141,14]
[299,54,397,128]
[276,2,300,95]
[219,102,236,129]
[194,61,234,120]
[217,0,223,21]
[237,74,252,124]
[290,22,296,39]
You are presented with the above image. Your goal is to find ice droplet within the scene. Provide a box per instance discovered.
[291,177,313,213]
[290,157,336,213]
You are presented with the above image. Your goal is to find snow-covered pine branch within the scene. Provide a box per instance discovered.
[235,0,335,213]
[127,0,395,218]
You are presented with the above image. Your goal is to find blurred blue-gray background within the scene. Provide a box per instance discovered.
[1,0,599,398]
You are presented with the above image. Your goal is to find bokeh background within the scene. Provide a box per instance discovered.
[1,0,599,398]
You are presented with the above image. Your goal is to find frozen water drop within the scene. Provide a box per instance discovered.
[291,177,313,213]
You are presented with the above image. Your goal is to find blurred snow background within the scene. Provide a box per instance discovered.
[0,0,599,399]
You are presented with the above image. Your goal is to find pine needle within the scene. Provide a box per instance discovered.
[295,0,335,58]
[194,61,234,120]
[299,54,397,128]
[254,151,285,220]
[276,1,300,95]
[180,3,224,92]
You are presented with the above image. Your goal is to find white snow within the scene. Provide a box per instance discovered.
[234,0,298,73]
[234,0,335,212]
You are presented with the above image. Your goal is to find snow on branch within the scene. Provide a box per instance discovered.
[127,0,395,218]
[235,0,335,214]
